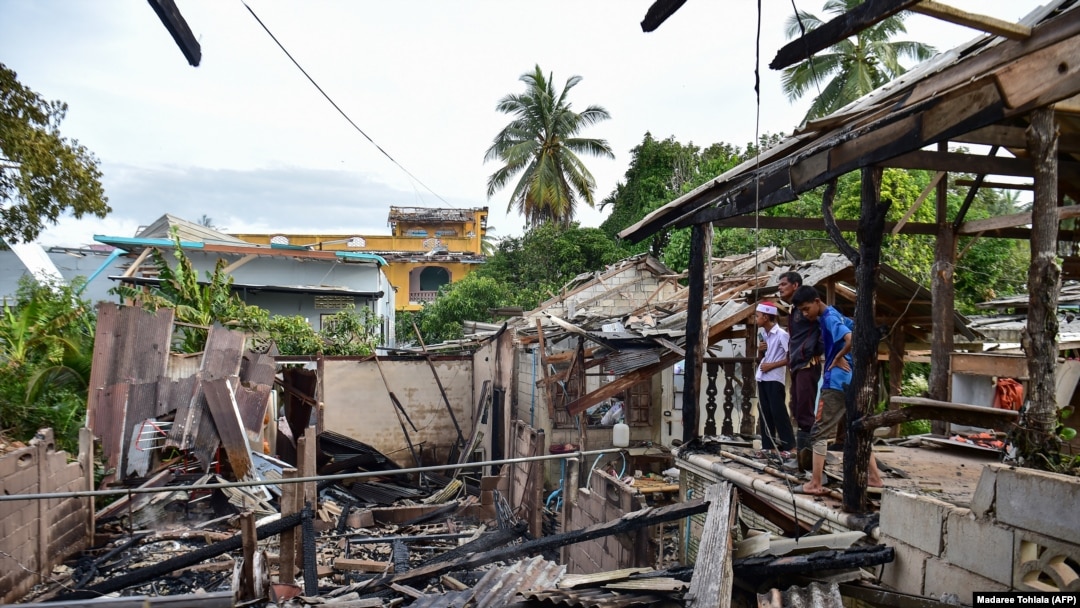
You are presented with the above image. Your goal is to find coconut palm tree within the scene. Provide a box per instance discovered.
[485,65,614,227]
[782,0,936,122]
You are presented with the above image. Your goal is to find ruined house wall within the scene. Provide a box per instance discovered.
[0,429,92,604]
[563,468,653,574]
[880,464,1080,604]
[321,357,472,468]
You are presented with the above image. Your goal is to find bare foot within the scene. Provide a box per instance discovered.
[794,483,830,496]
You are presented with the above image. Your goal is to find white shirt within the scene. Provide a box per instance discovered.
[756,323,789,384]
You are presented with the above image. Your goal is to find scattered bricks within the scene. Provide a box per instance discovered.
[944,508,1014,584]
[923,557,1009,605]
[880,490,955,556]
[969,464,1000,519]
[995,466,1080,545]
[879,535,931,597]
[334,558,394,573]
[1013,528,1080,592]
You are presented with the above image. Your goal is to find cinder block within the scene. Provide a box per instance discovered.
[944,508,1014,584]
[996,466,1080,545]
[923,557,1008,605]
[1014,528,1080,592]
[879,535,931,597]
[969,464,1000,519]
[880,490,954,556]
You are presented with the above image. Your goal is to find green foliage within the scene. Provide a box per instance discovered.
[0,277,95,452]
[485,65,614,227]
[781,0,935,121]
[412,274,518,344]
[0,63,110,243]
[320,306,380,356]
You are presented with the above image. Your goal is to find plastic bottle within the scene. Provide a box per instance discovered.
[613,420,630,447]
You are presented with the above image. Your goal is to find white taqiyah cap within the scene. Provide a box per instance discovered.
[756,302,778,315]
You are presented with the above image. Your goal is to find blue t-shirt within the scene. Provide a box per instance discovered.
[820,306,852,390]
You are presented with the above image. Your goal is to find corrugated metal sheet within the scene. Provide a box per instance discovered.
[599,349,662,375]
[757,582,843,608]
[472,555,566,608]
[521,587,667,607]
[123,381,162,477]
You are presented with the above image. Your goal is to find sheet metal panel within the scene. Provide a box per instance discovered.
[95,383,130,482]
[122,381,161,477]
[473,555,565,608]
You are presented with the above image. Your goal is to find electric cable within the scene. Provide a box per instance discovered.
[241,1,454,207]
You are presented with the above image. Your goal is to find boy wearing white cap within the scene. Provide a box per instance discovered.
[755,301,795,452]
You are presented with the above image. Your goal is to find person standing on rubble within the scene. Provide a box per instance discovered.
[776,271,821,471]
[790,285,883,495]
[754,301,795,452]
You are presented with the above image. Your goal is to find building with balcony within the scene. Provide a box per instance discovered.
[231,206,488,311]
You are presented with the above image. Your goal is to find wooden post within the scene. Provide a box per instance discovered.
[79,427,95,548]
[239,511,256,601]
[888,327,906,438]
[930,140,955,436]
[296,432,317,570]
[279,468,298,584]
[1023,108,1062,447]
[682,223,710,443]
[561,457,579,566]
[684,483,735,608]
[843,167,890,514]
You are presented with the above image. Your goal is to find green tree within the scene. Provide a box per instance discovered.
[485,65,614,227]
[781,0,935,122]
[0,63,110,243]
[412,274,518,344]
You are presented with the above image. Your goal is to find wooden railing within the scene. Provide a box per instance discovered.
[702,357,756,437]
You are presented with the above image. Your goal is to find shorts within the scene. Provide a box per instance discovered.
[810,388,846,446]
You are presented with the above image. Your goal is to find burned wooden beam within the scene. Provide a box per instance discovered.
[640,0,688,32]
[770,0,920,70]
[147,0,201,66]
[855,396,1020,431]
[58,512,303,600]
[733,545,894,578]
[369,498,708,590]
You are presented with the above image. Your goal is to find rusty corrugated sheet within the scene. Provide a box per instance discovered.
[236,383,271,438]
[758,582,843,608]
[240,348,277,387]
[94,383,129,482]
[122,381,160,477]
[600,349,662,375]
[87,303,173,454]
[203,376,253,479]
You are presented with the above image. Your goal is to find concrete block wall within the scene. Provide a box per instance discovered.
[0,430,92,603]
[879,464,1080,604]
[564,469,650,574]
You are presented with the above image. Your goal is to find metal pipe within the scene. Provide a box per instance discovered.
[718,450,843,501]
[683,453,880,540]
[0,448,624,503]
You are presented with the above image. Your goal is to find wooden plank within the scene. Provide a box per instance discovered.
[951,352,1029,378]
[769,0,920,69]
[238,512,256,602]
[147,0,202,66]
[202,377,254,480]
[892,172,944,235]
[881,150,1035,176]
[278,468,298,584]
[996,35,1080,109]
[334,558,393,573]
[685,483,736,608]
[959,206,1080,234]
[910,1,1031,40]
[860,396,1020,430]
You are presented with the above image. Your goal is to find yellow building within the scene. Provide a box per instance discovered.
[231,206,488,311]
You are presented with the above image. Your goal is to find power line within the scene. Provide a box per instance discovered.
[240,1,454,207]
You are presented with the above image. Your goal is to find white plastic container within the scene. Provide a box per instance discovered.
[613,422,630,447]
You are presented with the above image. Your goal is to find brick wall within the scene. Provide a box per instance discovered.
[0,429,92,603]
[563,469,654,574]
[880,464,1080,604]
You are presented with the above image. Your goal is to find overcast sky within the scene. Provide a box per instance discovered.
[1,0,1039,247]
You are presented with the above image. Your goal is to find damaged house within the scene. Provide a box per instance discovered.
[5,0,1080,606]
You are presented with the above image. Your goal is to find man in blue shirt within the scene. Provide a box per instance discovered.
[790,285,882,496]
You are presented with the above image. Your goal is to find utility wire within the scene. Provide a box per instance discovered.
[241,1,453,207]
